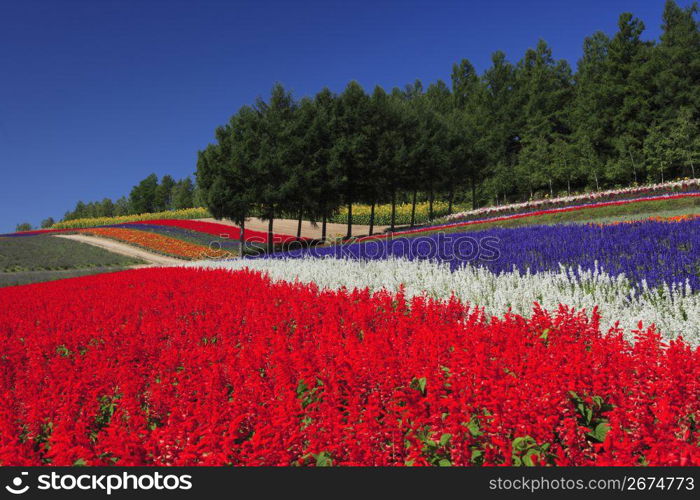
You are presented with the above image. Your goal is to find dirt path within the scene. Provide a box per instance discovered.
[54,234,184,266]
[198,217,390,239]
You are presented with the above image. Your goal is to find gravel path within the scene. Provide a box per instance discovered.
[54,234,184,266]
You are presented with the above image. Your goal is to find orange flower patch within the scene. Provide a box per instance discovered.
[599,213,700,227]
[79,227,232,260]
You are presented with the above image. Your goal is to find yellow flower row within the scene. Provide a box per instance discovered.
[52,208,211,229]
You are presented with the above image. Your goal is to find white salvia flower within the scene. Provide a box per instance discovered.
[187,257,700,346]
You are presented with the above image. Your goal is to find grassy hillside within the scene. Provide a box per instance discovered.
[0,267,133,288]
[0,235,143,272]
[0,235,144,287]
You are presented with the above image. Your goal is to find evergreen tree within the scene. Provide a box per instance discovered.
[332,81,370,238]
[171,178,195,209]
[255,84,297,252]
[129,174,159,214]
[154,175,176,211]
[654,1,700,124]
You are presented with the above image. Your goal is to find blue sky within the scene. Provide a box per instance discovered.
[0,0,681,232]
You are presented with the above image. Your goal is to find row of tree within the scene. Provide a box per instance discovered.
[197,2,700,251]
[61,175,197,221]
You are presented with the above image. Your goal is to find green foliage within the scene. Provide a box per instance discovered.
[511,436,555,466]
[40,217,55,229]
[568,391,614,443]
[188,0,700,235]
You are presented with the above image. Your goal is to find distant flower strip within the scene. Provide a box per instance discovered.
[601,213,700,226]
[442,179,700,223]
[140,219,311,244]
[0,267,697,466]
[1,219,311,246]
[78,227,229,260]
[356,192,700,242]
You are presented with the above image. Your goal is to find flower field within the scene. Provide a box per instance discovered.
[1,190,699,467]
[0,268,698,466]
[77,227,229,260]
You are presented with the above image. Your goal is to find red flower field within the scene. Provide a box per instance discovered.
[0,268,697,466]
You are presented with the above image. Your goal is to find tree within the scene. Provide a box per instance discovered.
[653,1,700,124]
[254,84,297,252]
[644,122,675,182]
[572,31,613,178]
[551,137,578,195]
[332,81,370,238]
[114,196,131,216]
[99,198,115,217]
[129,174,159,214]
[369,87,410,232]
[451,58,490,209]
[578,134,604,190]
[154,175,176,211]
[197,105,259,249]
[670,107,700,178]
[171,178,195,209]
[15,222,33,232]
[606,13,654,185]
[482,51,521,202]
[41,217,55,229]
[291,89,342,241]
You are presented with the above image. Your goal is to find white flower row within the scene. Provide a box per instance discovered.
[442,178,700,223]
[187,257,700,346]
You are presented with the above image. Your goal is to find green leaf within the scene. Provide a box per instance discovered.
[313,451,333,467]
[438,458,452,467]
[410,377,427,395]
[439,433,452,447]
[586,422,611,443]
[464,416,483,437]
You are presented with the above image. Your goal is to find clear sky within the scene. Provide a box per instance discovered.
[0,0,683,232]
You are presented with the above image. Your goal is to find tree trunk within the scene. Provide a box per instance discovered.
[410,190,417,227]
[628,150,638,184]
[594,172,599,191]
[447,189,454,215]
[390,191,397,232]
[549,178,553,197]
[296,206,303,239]
[567,178,571,196]
[691,161,696,180]
[471,177,477,210]
[267,215,274,254]
[239,218,245,257]
[321,212,327,242]
[428,189,434,221]
[346,202,353,239]
[369,202,375,236]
